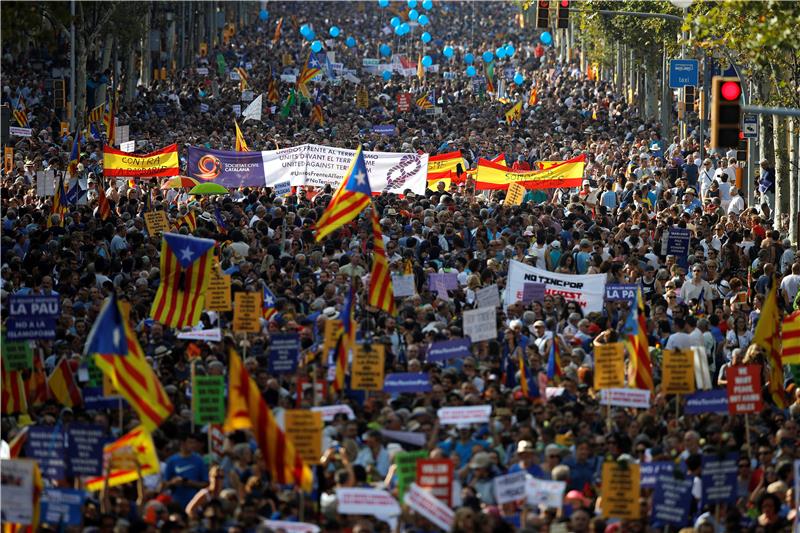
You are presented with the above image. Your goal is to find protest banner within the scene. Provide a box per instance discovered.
[177,328,222,342]
[284,410,323,465]
[383,372,431,394]
[404,483,454,531]
[0,459,37,524]
[475,154,585,190]
[268,333,300,374]
[684,389,729,415]
[7,294,60,340]
[336,488,401,517]
[395,450,428,500]
[601,462,641,520]
[662,349,696,395]
[417,458,454,505]
[426,338,471,362]
[193,375,225,424]
[599,388,651,409]
[67,424,106,476]
[526,477,566,509]
[263,521,320,533]
[233,291,262,333]
[476,284,501,308]
[143,211,170,235]
[103,144,179,178]
[604,283,638,303]
[391,274,415,297]
[652,472,693,526]
[522,282,547,304]
[2,336,33,370]
[437,405,492,425]
[640,461,676,489]
[493,471,528,505]
[665,227,692,268]
[25,425,67,480]
[505,261,606,313]
[351,344,385,391]
[593,342,625,390]
[701,453,738,504]
[726,364,762,414]
[463,307,497,343]
[187,145,267,187]
[41,488,87,526]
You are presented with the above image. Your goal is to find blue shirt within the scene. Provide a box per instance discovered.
[508,462,546,479]
[164,452,208,508]
[438,438,490,467]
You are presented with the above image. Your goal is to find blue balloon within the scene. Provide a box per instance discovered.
[443,46,454,58]
[409,9,419,21]
[329,26,340,37]
[311,40,323,53]
[540,31,552,45]
[514,73,524,85]
[482,51,494,63]
[380,44,392,57]
[382,70,392,81]
[466,65,477,77]
[464,53,474,64]
[505,44,516,57]
[496,47,506,59]
[390,16,400,27]
[422,0,433,9]
[346,36,357,48]
[378,0,389,6]
[418,14,430,26]
[399,22,410,34]
[407,0,417,7]
[300,24,310,35]
[395,25,403,35]
[422,55,433,67]
[259,9,268,21]
[421,32,432,43]
[304,29,315,41]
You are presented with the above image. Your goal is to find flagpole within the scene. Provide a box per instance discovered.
[190,358,196,433]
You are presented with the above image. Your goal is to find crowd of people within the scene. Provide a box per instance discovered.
[2,1,799,532]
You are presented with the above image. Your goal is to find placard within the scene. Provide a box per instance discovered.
[417,459,454,505]
[206,267,232,311]
[268,332,300,374]
[143,211,170,235]
[476,284,501,308]
[4,146,14,173]
[0,459,36,524]
[652,472,693,526]
[7,294,60,340]
[351,344,385,391]
[726,364,762,414]
[426,338,471,362]
[193,375,225,424]
[666,227,691,268]
[284,410,323,465]
[599,388,651,408]
[601,462,641,520]
[505,260,607,313]
[311,404,355,421]
[177,328,222,342]
[322,318,343,357]
[395,450,428,500]
[522,282,547,304]
[232,104,241,117]
[428,272,459,290]
[493,471,527,505]
[25,425,67,480]
[437,405,492,425]
[392,274,416,297]
[41,488,87,526]
[36,169,56,197]
[233,291,262,333]
[503,182,525,206]
[640,461,676,489]
[60,121,70,136]
[526,477,566,509]
[9,126,32,138]
[684,389,729,415]
[67,424,106,476]
[593,342,625,390]
[273,180,292,197]
[383,372,431,394]
[336,488,400,517]
[605,283,638,303]
[404,483,454,531]
[119,140,136,153]
[463,307,497,343]
[662,349,695,395]
[701,453,738,504]
[396,92,413,112]
[1,336,33,370]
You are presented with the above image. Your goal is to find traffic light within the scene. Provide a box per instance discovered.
[711,76,742,148]
[557,0,569,29]
[684,85,695,113]
[737,133,748,162]
[536,0,550,28]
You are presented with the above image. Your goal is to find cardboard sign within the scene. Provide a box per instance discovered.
[268,332,300,374]
[476,284,501,309]
[404,483,454,531]
[0,459,37,524]
[601,462,641,520]
[395,450,428,500]
[206,267,232,311]
[652,472,693,526]
[351,344,385,391]
[493,471,527,505]
[143,211,170,235]
[701,453,738,504]
[599,388,651,408]
[417,459,454,505]
[41,488,87,526]
[463,307,497,343]
[25,425,67,480]
[726,364,762,414]
[284,410,323,465]
[593,342,625,390]
[526,477,566,509]
[437,405,492,425]
[522,282,547,304]
[4,146,13,173]
[662,349,695,395]
[504,182,525,206]
[233,291,262,333]
[336,488,400,517]
[391,274,416,297]
[193,375,225,424]
[426,338,471,362]
[67,424,106,476]
[1,336,33,370]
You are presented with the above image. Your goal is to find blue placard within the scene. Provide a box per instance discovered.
[640,461,677,489]
[268,333,300,374]
[41,488,87,526]
[652,472,693,526]
[666,227,691,269]
[669,59,699,88]
[6,317,57,340]
[25,425,67,480]
[383,372,432,394]
[605,283,638,303]
[67,424,107,476]
[427,338,471,362]
[82,386,126,410]
[7,294,60,340]
[685,389,729,415]
[701,452,739,505]
[273,181,291,196]
[372,125,397,136]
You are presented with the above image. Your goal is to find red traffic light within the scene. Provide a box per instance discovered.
[721,81,741,101]
[539,0,549,7]
[560,0,569,6]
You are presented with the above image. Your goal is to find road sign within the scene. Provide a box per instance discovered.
[669,59,699,89]
[743,113,758,139]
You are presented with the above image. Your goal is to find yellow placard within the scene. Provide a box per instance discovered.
[233,292,262,333]
[504,183,525,206]
[282,53,294,66]
[60,121,70,137]
[143,211,170,235]
[322,318,343,356]
[4,147,13,174]
[593,342,625,390]
[661,349,695,395]
[356,86,369,109]
[284,409,323,465]
[351,344,385,391]
[206,267,232,312]
[601,462,641,520]
[199,42,208,57]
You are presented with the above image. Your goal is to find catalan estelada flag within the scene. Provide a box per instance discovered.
[310,91,324,127]
[368,207,395,315]
[13,96,28,128]
[297,52,322,98]
[623,288,654,391]
[262,285,278,321]
[546,336,563,382]
[314,146,372,241]
[225,348,313,491]
[234,66,249,91]
[88,103,105,125]
[2,359,27,415]
[474,154,586,191]
[416,92,433,110]
[518,352,539,399]
[754,280,786,407]
[67,132,81,177]
[48,173,69,228]
[88,295,174,431]
[783,310,800,364]
[104,100,116,145]
[333,283,357,394]
[150,233,216,328]
[96,181,111,220]
[214,208,227,235]
[234,120,250,152]
[268,79,280,103]
[25,349,49,406]
[174,211,197,233]
[85,425,161,491]
[48,357,82,408]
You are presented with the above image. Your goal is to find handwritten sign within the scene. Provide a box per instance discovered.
[601,462,641,520]
[143,211,170,235]
[463,307,497,343]
[193,375,225,424]
[662,349,695,395]
[285,410,323,465]
[726,364,762,414]
[476,284,501,309]
[593,342,625,390]
[233,292,262,333]
[351,344,385,391]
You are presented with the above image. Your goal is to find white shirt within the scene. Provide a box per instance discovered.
[727,194,745,215]
[665,332,693,351]
[781,274,800,304]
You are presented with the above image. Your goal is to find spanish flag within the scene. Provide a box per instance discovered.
[103,144,179,178]
[314,146,372,241]
[85,425,161,491]
[368,207,395,315]
[234,120,250,152]
[225,348,313,491]
[48,357,82,408]
[474,154,586,191]
[753,280,787,407]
